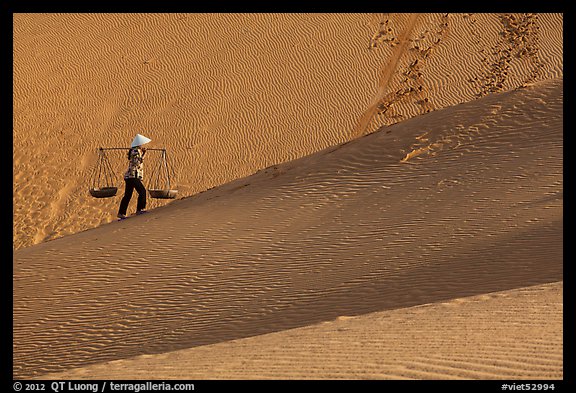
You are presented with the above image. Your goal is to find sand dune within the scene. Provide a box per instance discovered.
[13,77,563,379]
[13,13,562,250]
[37,282,563,380]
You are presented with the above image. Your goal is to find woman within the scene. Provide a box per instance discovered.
[117,133,151,219]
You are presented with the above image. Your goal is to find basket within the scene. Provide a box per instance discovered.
[149,189,178,199]
[89,187,118,198]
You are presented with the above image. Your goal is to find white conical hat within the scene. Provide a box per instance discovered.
[131,133,152,148]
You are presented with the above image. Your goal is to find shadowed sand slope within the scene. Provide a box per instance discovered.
[13,78,562,379]
[13,13,562,250]
[38,282,563,380]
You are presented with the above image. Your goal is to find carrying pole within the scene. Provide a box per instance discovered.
[99,147,166,151]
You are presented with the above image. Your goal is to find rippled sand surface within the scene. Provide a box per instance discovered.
[14,13,562,379]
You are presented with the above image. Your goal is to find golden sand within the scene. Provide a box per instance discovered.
[14,13,562,379]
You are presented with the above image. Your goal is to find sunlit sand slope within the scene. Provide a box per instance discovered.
[13,13,562,250]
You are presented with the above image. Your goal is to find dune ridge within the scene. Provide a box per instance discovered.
[36,282,563,380]
[14,77,562,379]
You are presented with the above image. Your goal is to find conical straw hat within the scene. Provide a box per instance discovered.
[131,133,152,148]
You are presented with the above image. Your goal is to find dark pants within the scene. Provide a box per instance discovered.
[118,178,146,215]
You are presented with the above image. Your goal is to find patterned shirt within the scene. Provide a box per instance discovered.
[124,148,146,179]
